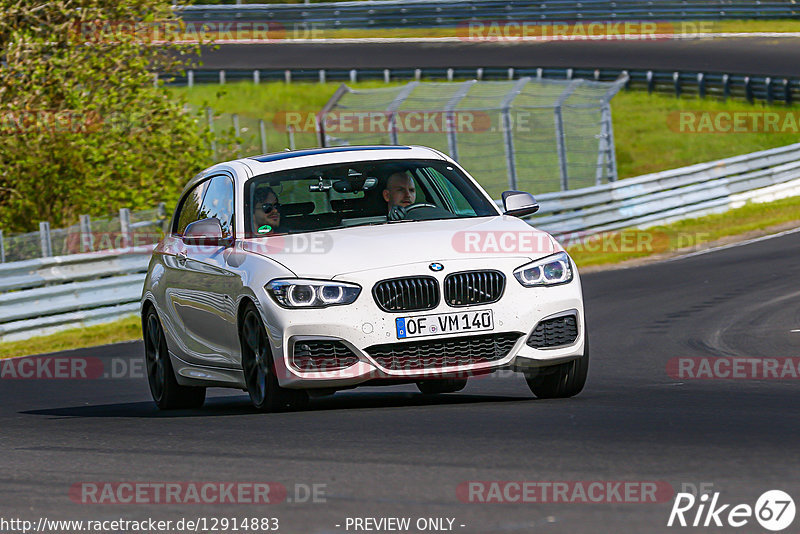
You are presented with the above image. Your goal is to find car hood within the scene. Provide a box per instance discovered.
[241,215,558,278]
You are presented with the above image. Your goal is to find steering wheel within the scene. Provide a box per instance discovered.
[388,203,439,221]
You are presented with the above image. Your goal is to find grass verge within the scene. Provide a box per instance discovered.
[0,315,141,360]
[567,195,800,268]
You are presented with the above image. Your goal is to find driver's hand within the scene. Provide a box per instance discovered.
[388,205,408,221]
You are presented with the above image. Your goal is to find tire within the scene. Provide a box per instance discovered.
[240,303,309,412]
[143,308,206,410]
[416,378,468,395]
[525,332,589,399]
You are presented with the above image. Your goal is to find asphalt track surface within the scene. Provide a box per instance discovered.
[199,37,800,76]
[3,229,800,533]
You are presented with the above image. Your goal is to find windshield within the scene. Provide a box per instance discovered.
[244,159,498,237]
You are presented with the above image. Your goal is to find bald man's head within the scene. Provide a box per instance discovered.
[382,172,416,210]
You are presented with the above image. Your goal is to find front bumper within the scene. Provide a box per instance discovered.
[257,257,586,389]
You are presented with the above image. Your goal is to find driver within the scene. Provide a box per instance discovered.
[382,171,416,217]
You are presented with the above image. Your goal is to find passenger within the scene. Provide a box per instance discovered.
[252,186,285,234]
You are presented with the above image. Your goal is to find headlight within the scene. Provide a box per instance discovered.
[514,252,573,287]
[266,279,361,308]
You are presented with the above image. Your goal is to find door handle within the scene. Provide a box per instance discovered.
[177,250,187,266]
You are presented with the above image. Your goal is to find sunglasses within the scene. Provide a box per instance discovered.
[261,202,281,214]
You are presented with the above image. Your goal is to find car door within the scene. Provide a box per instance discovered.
[164,174,240,368]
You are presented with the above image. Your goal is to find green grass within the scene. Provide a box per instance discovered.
[0,315,141,359]
[612,92,800,178]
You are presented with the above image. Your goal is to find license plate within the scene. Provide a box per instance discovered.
[396,310,494,339]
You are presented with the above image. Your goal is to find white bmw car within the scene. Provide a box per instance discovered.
[140,145,588,411]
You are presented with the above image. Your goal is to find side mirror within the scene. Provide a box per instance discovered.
[501,190,539,217]
[183,217,231,246]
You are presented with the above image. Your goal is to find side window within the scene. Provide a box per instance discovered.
[424,168,477,216]
[174,181,207,235]
[199,175,235,238]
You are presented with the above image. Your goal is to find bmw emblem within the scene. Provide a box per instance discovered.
[429,263,444,272]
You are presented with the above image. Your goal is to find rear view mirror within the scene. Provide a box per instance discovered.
[501,190,539,218]
[333,177,378,193]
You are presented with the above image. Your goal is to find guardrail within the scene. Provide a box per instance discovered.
[3,142,800,342]
[0,249,153,342]
[164,67,799,105]
[178,1,800,28]
[528,142,800,237]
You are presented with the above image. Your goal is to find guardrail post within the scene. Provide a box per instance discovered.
[158,202,168,233]
[233,113,241,157]
[285,70,292,84]
[219,69,226,85]
[446,68,454,82]
[119,208,132,250]
[39,222,52,258]
[79,214,94,253]
[414,69,422,81]
[722,74,730,101]
[646,70,654,94]
[0,229,5,263]
[384,69,391,83]
[673,71,681,98]
[259,119,268,153]
[319,69,326,84]
[566,68,573,80]
[536,68,543,80]
[476,68,483,80]
[507,67,514,80]
[698,73,706,99]
[288,125,296,150]
[784,79,792,106]
[187,69,194,88]
[744,76,753,103]
[765,77,773,105]
[349,69,357,83]
[207,107,217,161]
[253,70,260,84]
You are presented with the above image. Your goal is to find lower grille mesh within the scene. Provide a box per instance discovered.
[527,315,578,348]
[365,332,521,371]
[292,340,359,372]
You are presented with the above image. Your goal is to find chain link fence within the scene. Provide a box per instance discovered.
[318,76,627,197]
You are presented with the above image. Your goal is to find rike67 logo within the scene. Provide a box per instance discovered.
[668,490,795,531]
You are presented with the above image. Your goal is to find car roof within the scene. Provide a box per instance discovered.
[239,145,448,177]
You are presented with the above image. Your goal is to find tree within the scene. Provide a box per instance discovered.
[0,0,211,232]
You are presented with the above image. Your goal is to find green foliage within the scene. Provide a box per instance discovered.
[0,0,213,232]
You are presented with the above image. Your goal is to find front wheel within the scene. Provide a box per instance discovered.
[143,308,206,410]
[240,303,308,412]
[524,333,589,399]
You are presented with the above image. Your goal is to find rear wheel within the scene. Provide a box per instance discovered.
[240,303,308,412]
[416,378,468,394]
[143,308,206,410]
[525,333,589,399]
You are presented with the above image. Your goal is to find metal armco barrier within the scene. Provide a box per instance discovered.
[178,1,800,29]
[0,249,153,342]
[529,142,800,237]
[3,142,800,341]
